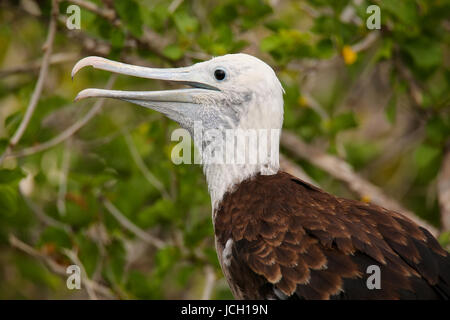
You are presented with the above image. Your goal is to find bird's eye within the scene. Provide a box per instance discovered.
[214,69,226,81]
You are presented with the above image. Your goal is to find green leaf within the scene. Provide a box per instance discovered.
[240,0,273,29]
[104,239,126,285]
[154,246,180,275]
[175,264,195,287]
[38,226,72,249]
[76,235,99,277]
[345,141,379,170]
[414,144,441,169]
[211,2,238,25]
[141,3,170,32]
[375,39,393,61]
[381,0,418,26]
[264,19,290,32]
[261,30,315,63]
[260,34,281,52]
[325,112,358,135]
[126,270,158,299]
[114,0,143,37]
[0,185,18,214]
[162,44,184,61]
[404,38,442,70]
[0,139,8,155]
[0,168,25,184]
[184,216,213,248]
[173,11,199,35]
[426,115,450,145]
[16,255,61,290]
[109,28,126,49]
[136,199,175,228]
[4,111,22,136]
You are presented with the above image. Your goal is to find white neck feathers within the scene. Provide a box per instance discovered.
[201,97,283,212]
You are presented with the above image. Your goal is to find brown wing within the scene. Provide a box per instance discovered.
[214,171,450,300]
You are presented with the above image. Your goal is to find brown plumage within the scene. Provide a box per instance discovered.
[214,171,450,300]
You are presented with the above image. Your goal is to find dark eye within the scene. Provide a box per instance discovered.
[214,69,226,81]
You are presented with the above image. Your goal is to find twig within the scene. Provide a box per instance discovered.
[7,76,116,159]
[0,0,59,165]
[102,197,166,249]
[201,265,215,300]
[395,58,424,107]
[123,132,170,199]
[0,52,78,78]
[66,0,172,63]
[20,190,71,232]
[352,31,380,53]
[62,248,98,300]
[301,92,329,120]
[438,148,450,231]
[169,0,184,13]
[9,234,115,299]
[9,234,65,273]
[298,2,322,18]
[75,115,160,149]
[61,16,114,56]
[281,130,439,236]
[57,139,72,216]
[69,0,116,22]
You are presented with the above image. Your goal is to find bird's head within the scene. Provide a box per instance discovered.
[72,53,284,136]
[73,54,284,205]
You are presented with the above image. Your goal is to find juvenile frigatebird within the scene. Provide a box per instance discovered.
[72,54,450,299]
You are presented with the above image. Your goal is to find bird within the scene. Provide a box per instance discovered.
[72,53,450,300]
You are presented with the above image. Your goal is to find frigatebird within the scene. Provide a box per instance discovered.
[72,54,450,300]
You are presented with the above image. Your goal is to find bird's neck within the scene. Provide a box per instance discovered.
[200,129,281,213]
[204,163,278,212]
[195,93,284,214]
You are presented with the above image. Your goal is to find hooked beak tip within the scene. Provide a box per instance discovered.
[73,93,83,102]
[71,62,81,80]
[71,56,107,80]
[74,89,94,102]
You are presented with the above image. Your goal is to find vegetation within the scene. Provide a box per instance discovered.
[0,0,449,299]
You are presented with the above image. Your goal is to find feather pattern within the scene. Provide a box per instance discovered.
[214,171,450,300]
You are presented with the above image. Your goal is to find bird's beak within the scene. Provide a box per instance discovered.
[72,56,219,126]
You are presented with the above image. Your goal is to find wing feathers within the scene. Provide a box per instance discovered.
[215,172,450,300]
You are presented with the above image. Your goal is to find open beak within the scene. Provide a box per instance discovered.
[72,56,219,126]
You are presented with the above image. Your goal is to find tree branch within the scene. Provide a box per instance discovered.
[0,0,59,165]
[20,190,71,232]
[281,130,438,236]
[69,0,116,22]
[7,76,116,159]
[57,139,72,216]
[9,234,115,299]
[102,197,167,249]
[123,132,170,200]
[67,0,173,63]
[62,248,98,300]
[201,265,215,300]
[0,52,78,78]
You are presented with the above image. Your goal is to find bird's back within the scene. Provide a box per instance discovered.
[214,171,450,299]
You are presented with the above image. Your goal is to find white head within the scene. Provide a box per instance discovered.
[73,53,285,210]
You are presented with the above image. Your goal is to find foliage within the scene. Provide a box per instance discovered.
[0,0,449,299]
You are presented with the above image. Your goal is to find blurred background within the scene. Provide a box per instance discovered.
[0,0,449,299]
